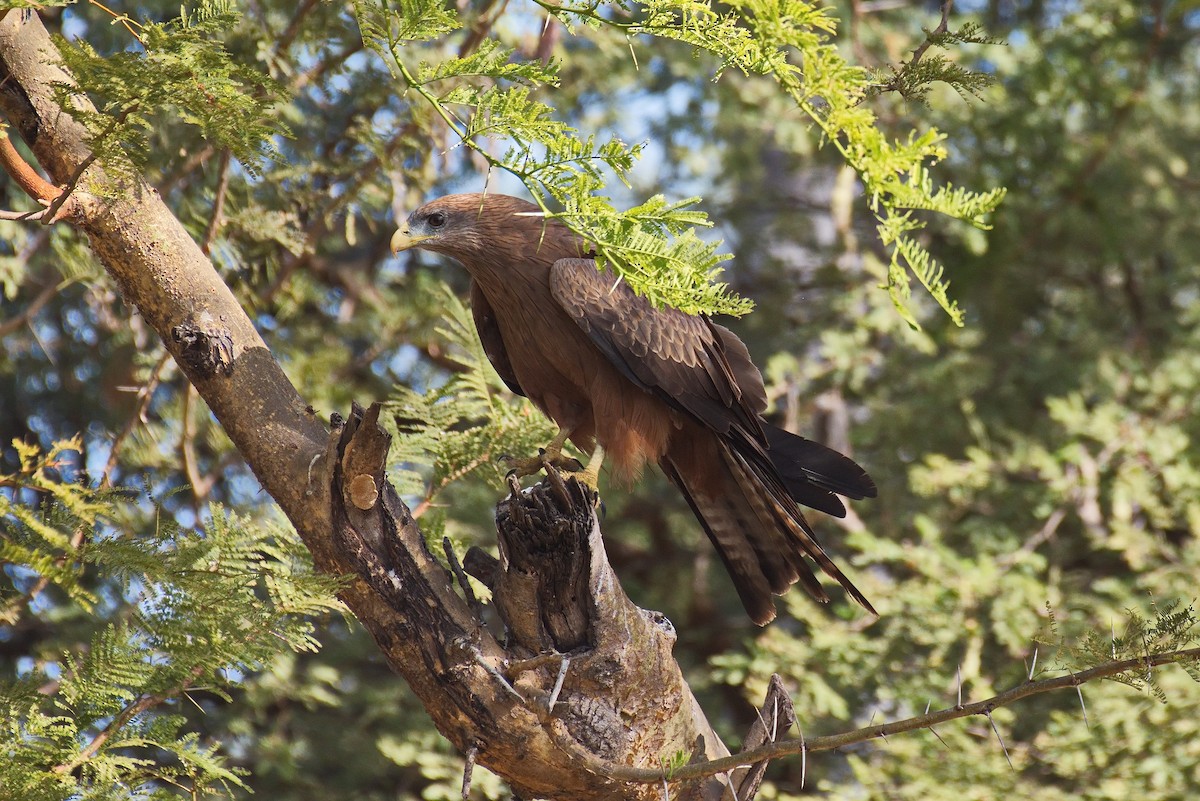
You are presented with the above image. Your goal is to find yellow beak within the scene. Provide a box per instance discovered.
[390,228,433,254]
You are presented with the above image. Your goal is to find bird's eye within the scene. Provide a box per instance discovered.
[427,211,447,228]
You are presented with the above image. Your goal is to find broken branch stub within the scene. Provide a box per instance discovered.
[329,403,734,800]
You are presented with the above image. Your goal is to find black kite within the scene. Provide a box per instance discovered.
[391,193,876,625]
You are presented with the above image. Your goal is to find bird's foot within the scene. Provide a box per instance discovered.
[500,448,604,507]
[500,448,584,482]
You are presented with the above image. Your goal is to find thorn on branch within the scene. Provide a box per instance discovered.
[928,723,950,750]
[737,674,795,800]
[800,723,807,790]
[984,708,1015,772]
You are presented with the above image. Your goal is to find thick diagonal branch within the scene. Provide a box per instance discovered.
[0,12,734,800]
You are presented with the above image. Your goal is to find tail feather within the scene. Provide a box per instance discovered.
[660,456,788,625]
[732,446,876,616]
[765,425,877,516]
[662,432,875,625]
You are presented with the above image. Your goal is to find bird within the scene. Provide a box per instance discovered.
[390,193,877,625]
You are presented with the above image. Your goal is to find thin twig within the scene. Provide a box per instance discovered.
[442,536,482,616]
[181,384,216,501]
[461,742,478,801]
[0,207,50,221]
[200,149,232,256]
[0,279,65,338]
[87,0,145,45]
[53,664,206,774]
[101,351,173,486]
[906,1,953,69]
[548,656,570,713]
[271,0,320,58]
[552,645,1200,786]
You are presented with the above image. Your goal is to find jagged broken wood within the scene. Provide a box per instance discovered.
[329,402,788,801]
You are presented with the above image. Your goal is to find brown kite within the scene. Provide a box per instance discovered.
[391,193,876,625]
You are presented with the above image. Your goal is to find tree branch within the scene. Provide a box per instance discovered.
[0,13,736,801]
[584,644,1200,786]
[200,148,231,256]
[906,1,953,72]
[0,124,59,201]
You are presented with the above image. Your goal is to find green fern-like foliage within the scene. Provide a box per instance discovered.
[871,22,1005,104]
[0,438,101,617]
[1040,601,1200,703]
[52,0,286,180]
[384,284,558,510]
[1,443,344,800]
[46,0,1004,320]
[358,0,1004,325]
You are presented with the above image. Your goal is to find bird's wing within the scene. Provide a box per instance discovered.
[470,280,525,397]
[549,258,764,443]
[550,258,875,517]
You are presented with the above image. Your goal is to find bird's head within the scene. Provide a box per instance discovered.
[390,193,550,262]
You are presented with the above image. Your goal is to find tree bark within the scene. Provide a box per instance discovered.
[0,11,756,800]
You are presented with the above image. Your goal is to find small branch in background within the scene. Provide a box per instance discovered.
[181,384,217,501]
[293,40,364,91]
[458,0,503,59]
[0,279,64,338]
[156,144,216,197]
[201,149,232,256]
[271,0,321,59]
[0,127,61,203]
[52,664,206,775]
[0,207,51,221]
[906,1,953,71]
[101,350,173,486]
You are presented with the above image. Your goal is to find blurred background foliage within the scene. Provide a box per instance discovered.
[3,0,1200,799]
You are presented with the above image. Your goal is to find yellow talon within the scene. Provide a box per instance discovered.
[502,430,604,493]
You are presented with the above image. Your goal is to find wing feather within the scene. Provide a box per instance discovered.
[470,280,525,397]
[549,258,763,443]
